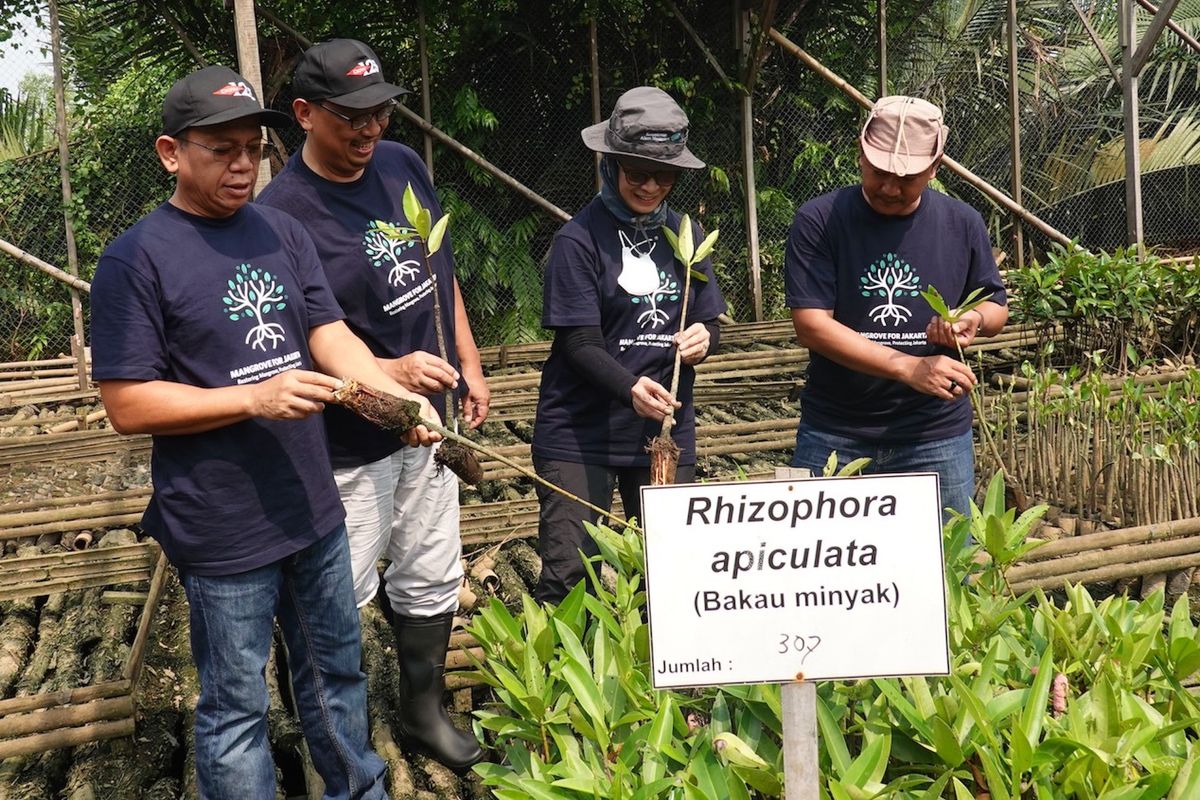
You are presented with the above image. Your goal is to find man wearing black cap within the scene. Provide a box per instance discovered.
[90,65,440,798]
[257,40,485,770]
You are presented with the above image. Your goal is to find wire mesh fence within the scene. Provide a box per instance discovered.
[4,2,1200,363]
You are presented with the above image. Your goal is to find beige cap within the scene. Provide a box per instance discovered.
[860,96,947,177]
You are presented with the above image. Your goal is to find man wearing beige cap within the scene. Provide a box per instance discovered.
[784,96,1008,520]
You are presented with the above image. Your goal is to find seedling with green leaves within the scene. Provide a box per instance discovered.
[920,284,1028,511]
[648,214,718,485]
[375,184,487,483]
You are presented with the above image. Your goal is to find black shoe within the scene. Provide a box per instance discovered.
[389,611,485,772]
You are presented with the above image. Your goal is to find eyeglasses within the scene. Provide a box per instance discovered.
[618,161,679,187]
[315,101,395,131]
[177,138,276,163]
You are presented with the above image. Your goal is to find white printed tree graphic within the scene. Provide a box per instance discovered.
[859,254,921,326]
[223,263,287,351]
[631,269,680,329]
[363,220,422,287]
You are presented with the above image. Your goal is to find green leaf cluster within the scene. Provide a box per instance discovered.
[1009,245,1200,372]
[661,213,718,286]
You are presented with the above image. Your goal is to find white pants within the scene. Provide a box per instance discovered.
[334,444,463,617]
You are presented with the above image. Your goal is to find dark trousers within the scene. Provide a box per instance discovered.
[532,456,695,604]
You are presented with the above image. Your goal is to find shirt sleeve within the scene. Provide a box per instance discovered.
[542,227,603,328]
[556,325,638,406]
[784,202,837,310]
[289,224,346,328]
[89,253,170,382]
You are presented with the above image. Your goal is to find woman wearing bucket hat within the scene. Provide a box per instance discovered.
[531,86,728,604]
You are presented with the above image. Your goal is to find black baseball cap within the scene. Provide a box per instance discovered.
[162,66,291,136]
[292,39,410,109]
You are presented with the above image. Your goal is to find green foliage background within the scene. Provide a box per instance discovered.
[5,1,1200,358]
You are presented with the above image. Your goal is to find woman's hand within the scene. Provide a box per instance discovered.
[630,376,680,422]
[675,322,711,366]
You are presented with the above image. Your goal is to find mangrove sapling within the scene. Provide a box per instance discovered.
[331,379,636,532]
[376,185,482,486]
[649,214,718,485]
[921,285,1029,510]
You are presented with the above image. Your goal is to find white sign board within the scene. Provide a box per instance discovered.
[641,473,950,688]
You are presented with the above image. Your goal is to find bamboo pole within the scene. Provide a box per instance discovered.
[1120,0,1145,253]
[395,104,570,222]
[0,552,156,586]
[122,551,172,684]
[1136,0,1200,54]
[1011,552,1200,594]
[1006,0,1025,270]
[741,11,764,321]
[231,0,270,196]
[0,356,81,370]
[878,0,887,97]
[0,514,146,542]
[0,497,147,528]
[0,237,91,293]
[1017,516,1200,563]
[590,13,602,192]
[0,569,153,602]
[48,0,89,393]
[1009,534,1200,583]
[664,0,732,86]
[0,696,133,740]
[1069,0,1121,81]
[0,717,134,760]
[418,1,434,180]
[765,27,1077,250]
[0,679,130,717]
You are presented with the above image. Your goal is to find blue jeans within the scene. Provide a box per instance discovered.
[180,526,387,800]
[790,423,975,523]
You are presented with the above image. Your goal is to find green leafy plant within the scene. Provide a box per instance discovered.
[472,473,1200,798]
[468,521,781,799]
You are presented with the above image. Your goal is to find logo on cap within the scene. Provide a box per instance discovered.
[636,130,684,144]
[213,81,256,100]
[346,60,380,77]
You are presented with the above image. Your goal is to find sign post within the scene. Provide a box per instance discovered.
[640,470,948,798]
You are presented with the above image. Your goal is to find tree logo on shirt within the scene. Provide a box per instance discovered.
[363,220,422,287]
[859,254,922,327]
[631,269,680,329]
[223,263,288,351]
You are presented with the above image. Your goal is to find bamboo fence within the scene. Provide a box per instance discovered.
[0,547,168,758]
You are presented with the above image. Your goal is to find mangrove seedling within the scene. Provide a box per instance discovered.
[649,213,718,485]
[376,185,481,485]
[920,285,1028,510]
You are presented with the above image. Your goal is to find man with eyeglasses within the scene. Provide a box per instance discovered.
[257,39,486,771]
[89,65,441,799]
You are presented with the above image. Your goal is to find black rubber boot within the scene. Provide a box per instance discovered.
[390,611,484,771]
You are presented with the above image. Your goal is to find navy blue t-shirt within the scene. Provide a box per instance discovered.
[89,202,347,575]
[785,186,1006,442]
[533,197,727,467]
[257,141,460,468]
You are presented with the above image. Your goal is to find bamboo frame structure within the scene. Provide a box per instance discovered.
[0,543,168,757]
